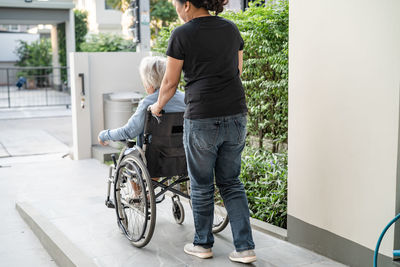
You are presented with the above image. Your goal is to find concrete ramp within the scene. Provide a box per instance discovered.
[2,158,347,267]
[0,129,69,157]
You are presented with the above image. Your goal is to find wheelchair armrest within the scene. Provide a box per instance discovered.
[115,139,136,148]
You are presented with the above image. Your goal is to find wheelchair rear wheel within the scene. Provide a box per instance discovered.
[187,183,229,234]
[114,154,156,248]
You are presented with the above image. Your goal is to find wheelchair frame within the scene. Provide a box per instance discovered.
[104,111,229,248]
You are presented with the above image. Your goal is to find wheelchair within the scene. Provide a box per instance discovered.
[105,111,229,248]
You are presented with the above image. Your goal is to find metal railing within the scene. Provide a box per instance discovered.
[0,66,71,108]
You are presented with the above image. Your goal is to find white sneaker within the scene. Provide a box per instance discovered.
[184,243,213,259]
[229,249,257,263]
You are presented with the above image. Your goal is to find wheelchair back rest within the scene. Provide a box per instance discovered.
[143,111,187,177]
[144,111,184,138]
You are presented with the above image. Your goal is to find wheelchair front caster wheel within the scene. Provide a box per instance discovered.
[172,200,185,224]
[105,199,115,209]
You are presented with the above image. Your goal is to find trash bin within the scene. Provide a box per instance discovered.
[103,91,143,148]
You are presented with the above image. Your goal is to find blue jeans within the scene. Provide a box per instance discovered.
[183,113,255,252]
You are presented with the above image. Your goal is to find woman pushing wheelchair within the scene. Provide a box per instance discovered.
[149,0,256,263]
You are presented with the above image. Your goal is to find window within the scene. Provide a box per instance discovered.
[9,25,19,32]
[105,0,117,10]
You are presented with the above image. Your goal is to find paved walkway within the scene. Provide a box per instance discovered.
[0,107,71,267]
[0,107,348,267]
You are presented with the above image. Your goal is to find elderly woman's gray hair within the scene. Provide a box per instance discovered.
[139,56,166,90]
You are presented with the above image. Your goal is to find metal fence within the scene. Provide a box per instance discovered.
[0,66,71,108]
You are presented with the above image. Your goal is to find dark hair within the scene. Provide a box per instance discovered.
[177,0,228,15]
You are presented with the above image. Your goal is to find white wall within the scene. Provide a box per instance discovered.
[70,52,150,159]
[95,0,122,31]
[289,0,400,257]
[0,0,74,9]
[225,0,242,12]
[0,32,39,61]
[74,0,122,34]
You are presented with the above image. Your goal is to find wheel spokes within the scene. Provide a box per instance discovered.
[116,161,150,242]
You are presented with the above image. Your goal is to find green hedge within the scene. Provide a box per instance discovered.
[241,146,287,228]
[153,1,288,153]
[14,39,52,87]
[80,33,136,52]
[223,1,288,152]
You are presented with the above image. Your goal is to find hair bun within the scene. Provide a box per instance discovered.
[184,0,228,15]
[205,0,227,14]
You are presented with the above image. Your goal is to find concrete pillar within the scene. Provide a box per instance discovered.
[51,24,62,90]
[138,0,150,52]
[70,52,92,160]
[65,9,76,88]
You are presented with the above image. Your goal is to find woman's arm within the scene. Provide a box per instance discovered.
[238,50,243,76]
[149,56,183,116]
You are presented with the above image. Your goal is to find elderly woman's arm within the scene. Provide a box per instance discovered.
[98,98,149,144]
[149,57,183,116]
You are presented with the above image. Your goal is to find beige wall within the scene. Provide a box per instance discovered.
[70,52,150,159]
[289,0,400,257]
[87,52,148,145]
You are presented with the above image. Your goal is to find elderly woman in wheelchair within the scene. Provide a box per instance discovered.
[98,56,185,151]
[98,56,185,204]
[98,56,229,248]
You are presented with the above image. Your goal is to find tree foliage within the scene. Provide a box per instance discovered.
[150,0,178,37]
[106,0,130,11]
[74,9,89,51]
[57,9,88,81]
[14,38,52,87]
[106,0,177,38]
[15,39,52,67]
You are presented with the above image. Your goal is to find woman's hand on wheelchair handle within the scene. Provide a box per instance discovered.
[149,102,163,117]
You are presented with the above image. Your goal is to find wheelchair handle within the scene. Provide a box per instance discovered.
[147,107,165,124]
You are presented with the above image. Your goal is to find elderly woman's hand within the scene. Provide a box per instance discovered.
[98,135,108,146]
[149,102,163,117]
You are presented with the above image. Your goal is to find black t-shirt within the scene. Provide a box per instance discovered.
[166,16,248,119]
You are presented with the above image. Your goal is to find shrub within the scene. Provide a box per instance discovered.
[152,23,179,55]
[240,146,288,228]
[80,33,135,52]
[223,1,288,152]
[150,0,178,37]
[58,9,88,82]
[14,38,52,87]
[152,1,289,152]
[15,38,52,67]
